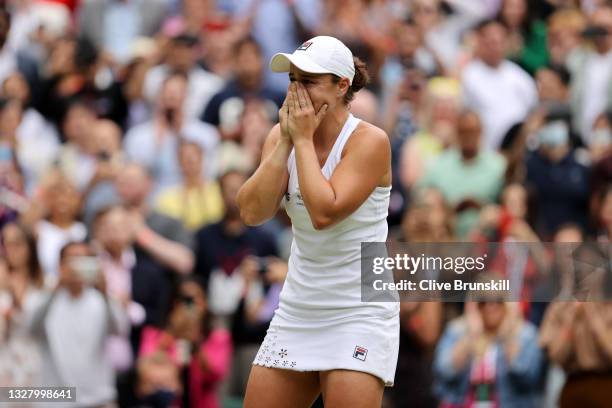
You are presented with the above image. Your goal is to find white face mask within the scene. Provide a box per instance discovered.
[539,121,569,147]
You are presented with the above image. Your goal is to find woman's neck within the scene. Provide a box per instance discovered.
[49,216,74,229]
[184,175,204,189]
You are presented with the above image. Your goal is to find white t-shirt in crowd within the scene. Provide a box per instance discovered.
[36,289,126,407]
[581,51,612,144]
[462,59,538,150]
[16,108,61,195]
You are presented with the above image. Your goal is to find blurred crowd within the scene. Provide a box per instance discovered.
[1,0,612,407]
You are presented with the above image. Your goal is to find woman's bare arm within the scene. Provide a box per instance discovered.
[288,82,391,230]
[237,125,291,226]
[293,124,390,229]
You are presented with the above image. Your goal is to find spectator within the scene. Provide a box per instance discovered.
[155,140,224,231]
[233,0,322,92]
[54,101,99,191]
[390,301,443,408]
[82,119,125,208]
[595,184,612,240]
[201,36,284,136]
[78,0,166,64]
[37,36,128,127]
[121,42,159,128]
[539,243,612,408]
[0,6,39,89]
[535,64,572,108]
[380,17,440,98]
[434,283,544,407]
[546,8,587,67]
[399,76,461,190]
[410,0,488,75]
[590,112,612,204]
[29,241,128,408]
[568,4,612,144]
[143,32,224,121]
[525,118,591,239]
[34,175,86,283]
[194,169,280,397]
[499,0,549,74]
[419,111,506,237]
[588,109,612,162]
[2,73,60,194]
[383,67,429,225]
[93,205,171,355]
[115,162,195,276]
[0,139,26,230]
[394,187,455,243]
[137,276,232,408]
[125,71,220,193]
[0,222,45,388]
[462,19,538,150]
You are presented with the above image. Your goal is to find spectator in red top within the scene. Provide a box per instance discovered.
[137,275,232,408]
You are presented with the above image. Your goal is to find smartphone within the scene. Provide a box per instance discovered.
[70,256,100,283]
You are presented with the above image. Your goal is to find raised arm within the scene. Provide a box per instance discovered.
[289,82,391,230]
[237,122,291,226]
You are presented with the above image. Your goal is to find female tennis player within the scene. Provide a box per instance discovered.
[237,36,400,408]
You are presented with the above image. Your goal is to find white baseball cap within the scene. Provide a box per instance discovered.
[270,36,356,85]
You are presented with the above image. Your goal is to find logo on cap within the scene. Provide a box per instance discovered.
[296,41,313,51]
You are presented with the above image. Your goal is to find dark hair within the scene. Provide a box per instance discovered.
[542,63,572,86]
[233,35,262,57]
[75,37,99,71]
[168,275,213,338]
[332,56,370,105]
[498,0,540,35]
[475,17,508,33]
[59,241,92,262]
[1,222,43,287]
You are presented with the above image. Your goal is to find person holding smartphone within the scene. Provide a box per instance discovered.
[29,241,128,408]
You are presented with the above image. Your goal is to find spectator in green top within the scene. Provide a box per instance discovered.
[498,0,549,74]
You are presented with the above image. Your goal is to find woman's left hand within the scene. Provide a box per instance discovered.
[287,82,328,144]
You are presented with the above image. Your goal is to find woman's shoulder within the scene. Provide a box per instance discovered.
[345,120,390,155]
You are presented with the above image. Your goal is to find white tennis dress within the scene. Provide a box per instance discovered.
[253,113,400,385]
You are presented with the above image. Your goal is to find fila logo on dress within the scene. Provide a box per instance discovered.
[353,346,368,361]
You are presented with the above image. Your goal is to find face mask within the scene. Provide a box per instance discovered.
[591,128,612,146]
[539,121,569,147]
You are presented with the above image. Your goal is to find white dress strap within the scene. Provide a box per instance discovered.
[323,113,361,176]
